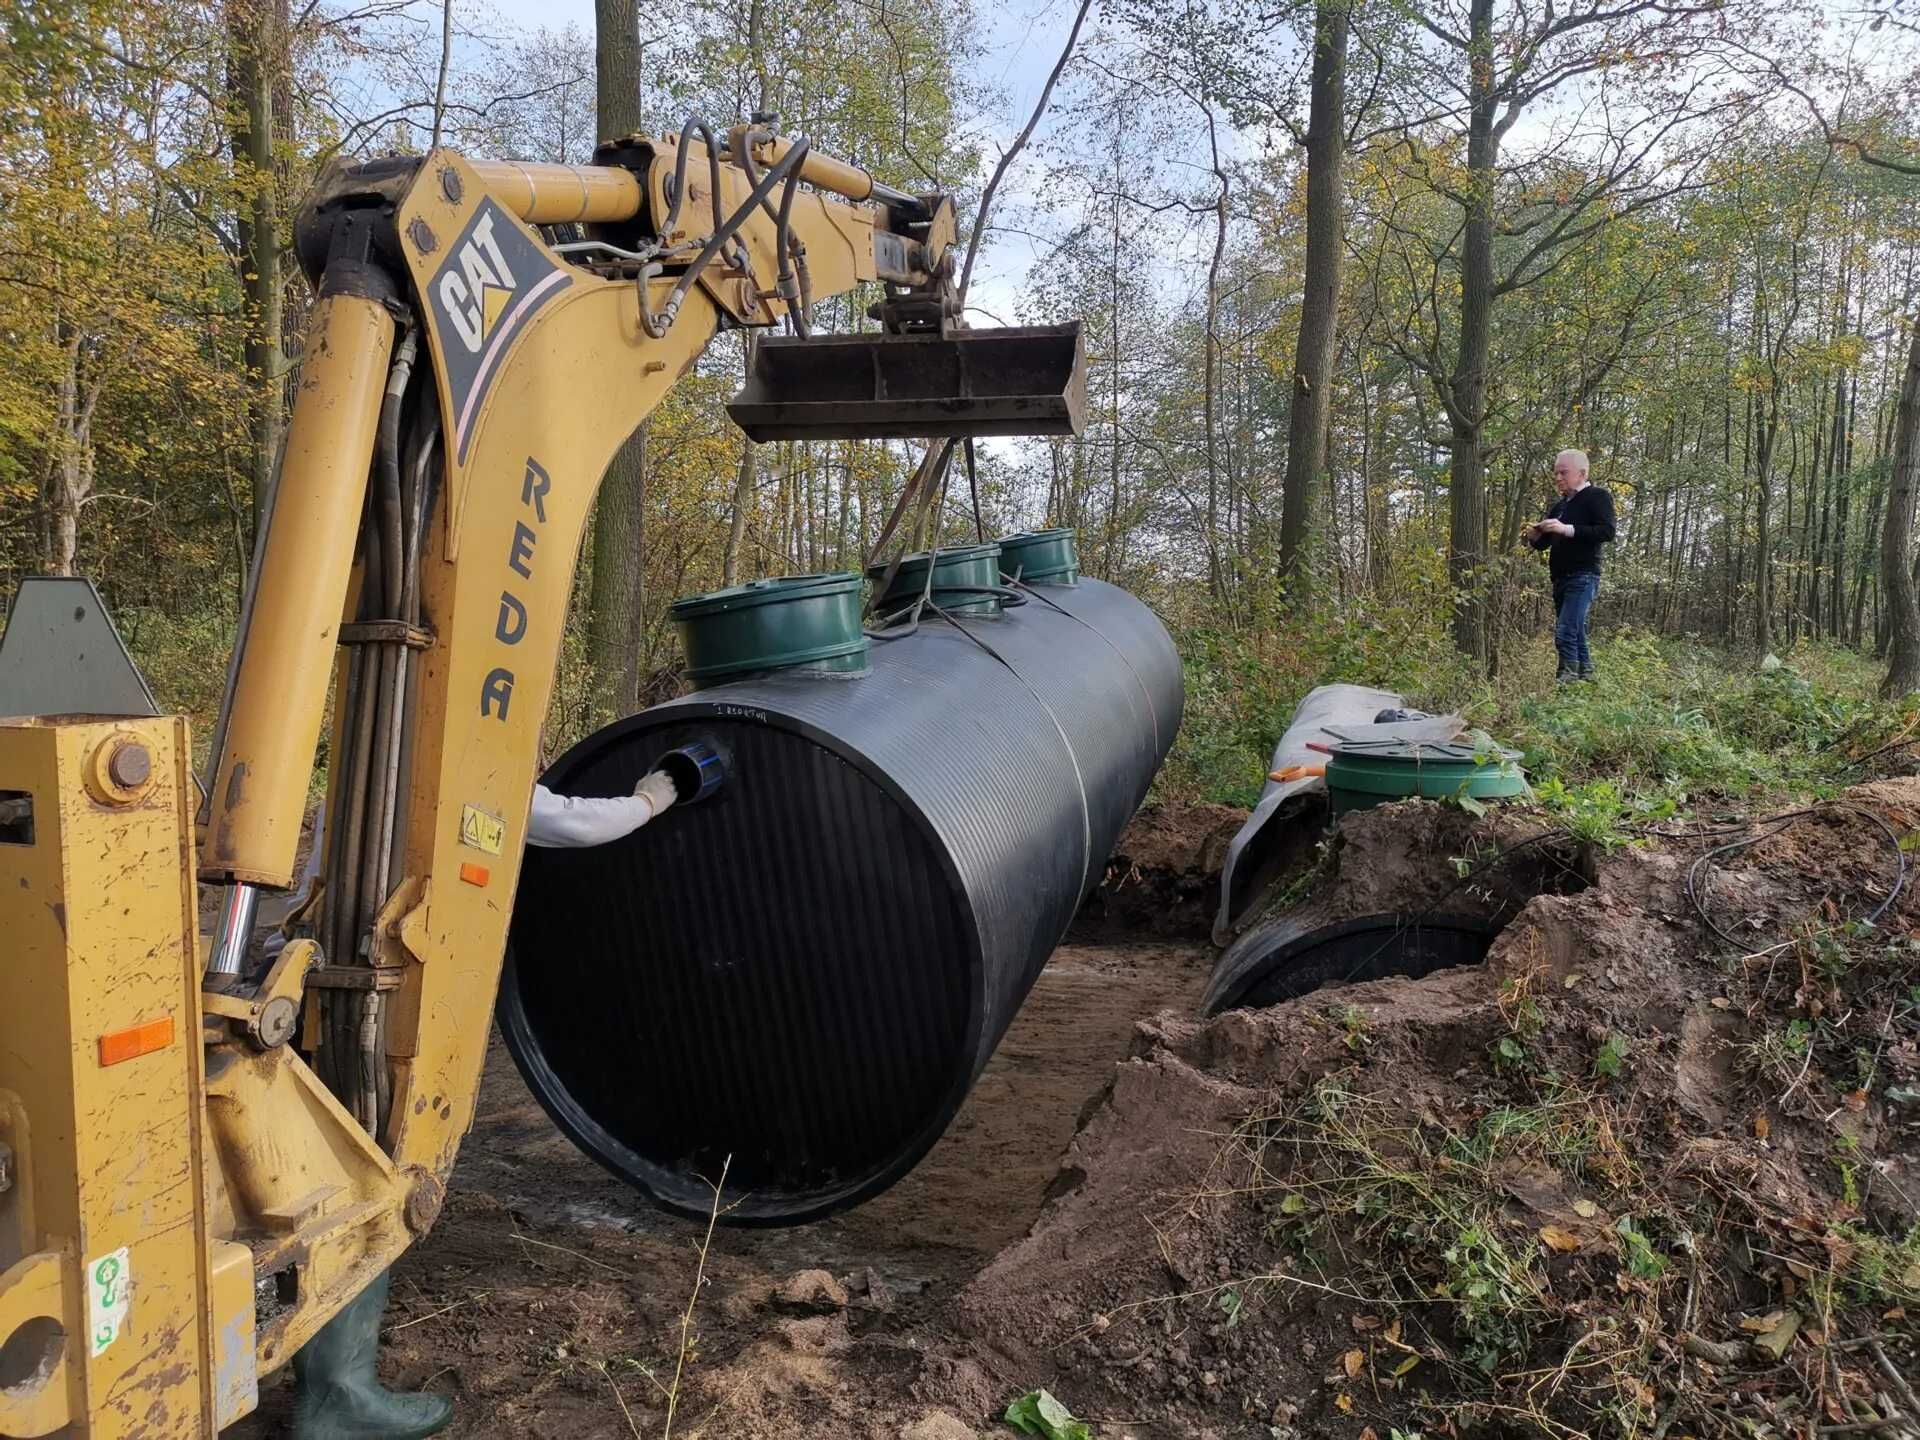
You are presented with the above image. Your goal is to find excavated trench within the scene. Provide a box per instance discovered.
[1201,803,1594,1016]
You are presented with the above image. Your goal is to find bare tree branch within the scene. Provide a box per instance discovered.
[958,0,1095,303]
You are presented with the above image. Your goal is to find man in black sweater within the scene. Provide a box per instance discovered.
[1524,448,1616,682]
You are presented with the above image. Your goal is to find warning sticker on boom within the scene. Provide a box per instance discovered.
[88,1246,131,1357]
[428,197,573,464]
[460,804,506,855]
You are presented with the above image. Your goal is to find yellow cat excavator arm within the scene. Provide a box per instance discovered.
[0,128,1082,1437]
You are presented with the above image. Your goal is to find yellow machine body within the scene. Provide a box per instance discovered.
[0,718,254,1436]
[0,131,1085,1437]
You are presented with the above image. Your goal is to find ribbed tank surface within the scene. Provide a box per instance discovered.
[501,575,1182,1224]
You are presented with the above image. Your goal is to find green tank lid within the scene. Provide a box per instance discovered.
[997,528,1079,586]
[1324,738,1528,818]
[866,543,1004,617]
[671,572,868,687]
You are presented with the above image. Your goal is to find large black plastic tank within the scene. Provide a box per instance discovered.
[500,576,1182,1224]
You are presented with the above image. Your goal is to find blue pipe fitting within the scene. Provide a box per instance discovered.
[659,741,726,805]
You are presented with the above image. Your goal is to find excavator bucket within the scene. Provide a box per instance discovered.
[727,322,1086,442]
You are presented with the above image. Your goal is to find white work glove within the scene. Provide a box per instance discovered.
[633,769,678,822]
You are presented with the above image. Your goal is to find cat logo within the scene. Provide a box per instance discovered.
[437,209,516,354]
[428,196,572,463]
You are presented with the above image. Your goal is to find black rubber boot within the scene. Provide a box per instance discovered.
[291,1270,454,1439]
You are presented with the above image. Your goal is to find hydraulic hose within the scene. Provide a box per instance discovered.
[639,135,811,338]
[738,128,814,336]
[772,146,812,335]
[655,117,729,253]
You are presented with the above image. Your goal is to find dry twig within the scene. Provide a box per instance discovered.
[662,1155,733,1440]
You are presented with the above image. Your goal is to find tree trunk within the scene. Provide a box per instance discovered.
[1852,470,1881,646]
[1882,322,1920,698]
[52,501,78,576]
[1446,0,1496,666]
[1202,181,1227,600]
[585,0,647,718]
[41,324,100,577]
[1276,0,1348,601]
[1832,366,1856,637]
[1754,438,1774,654]
[723,334,759,585]
[227,0,286,541]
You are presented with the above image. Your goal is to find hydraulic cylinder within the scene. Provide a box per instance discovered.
[201,292,394,887]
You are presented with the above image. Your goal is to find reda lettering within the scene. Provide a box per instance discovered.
[479,457,552,721]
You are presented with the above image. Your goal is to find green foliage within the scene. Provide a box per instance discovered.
[1832,1134,1863,1208]
[1161,623,1905,816]
[1739,1018,1814,1088]
[1593,1032,1630,1081]
[1491,1034,1531,1074]
[1215,1286,1243,1327]
[119,604,237,774]
[1246,1082,1605,1381]
[1832,1223,1920,1306]
[1496,633,1886,804]
[1530,776,1676,847]
[1334,1003,1372,1052]
[1158,598,1470,806]
[1439,1225,1536,1372]
[1615,1216,1667,1280]
[1002,1389,1091,1440]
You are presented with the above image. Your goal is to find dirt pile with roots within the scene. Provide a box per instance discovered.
[930,783,1920,1438]
[231,792,1920,1439]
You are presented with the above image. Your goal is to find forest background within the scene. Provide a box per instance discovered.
[6,0,1920,811]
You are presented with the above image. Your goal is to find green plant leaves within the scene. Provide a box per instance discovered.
[1003,1389,1092,1440]
[1616,1216,1667,1280]
[1594,1031,1630,1079]
[1217,1287,1244,1327]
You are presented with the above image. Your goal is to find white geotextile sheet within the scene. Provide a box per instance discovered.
[1212,684,1463,941]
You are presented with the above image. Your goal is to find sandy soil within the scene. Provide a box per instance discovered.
[229,937,1212,1437]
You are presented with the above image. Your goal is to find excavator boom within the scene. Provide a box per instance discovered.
[0,130,1083,1438]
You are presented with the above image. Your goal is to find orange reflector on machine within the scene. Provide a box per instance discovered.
[99,1014,175,1066]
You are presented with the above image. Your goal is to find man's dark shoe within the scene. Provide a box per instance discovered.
[1556,670,1579,686]
[292,1270,454,1439]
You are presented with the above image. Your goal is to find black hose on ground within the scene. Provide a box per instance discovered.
[1684,803,1907,950]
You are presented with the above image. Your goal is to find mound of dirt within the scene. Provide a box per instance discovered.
[934,784,1920,1439]
[1271,798,1594,930]
[232,789,1919,1439]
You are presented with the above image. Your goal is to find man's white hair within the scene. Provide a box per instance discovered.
[1555,448,1590,475]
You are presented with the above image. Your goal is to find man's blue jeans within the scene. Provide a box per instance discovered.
[1552,570,1599,678]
